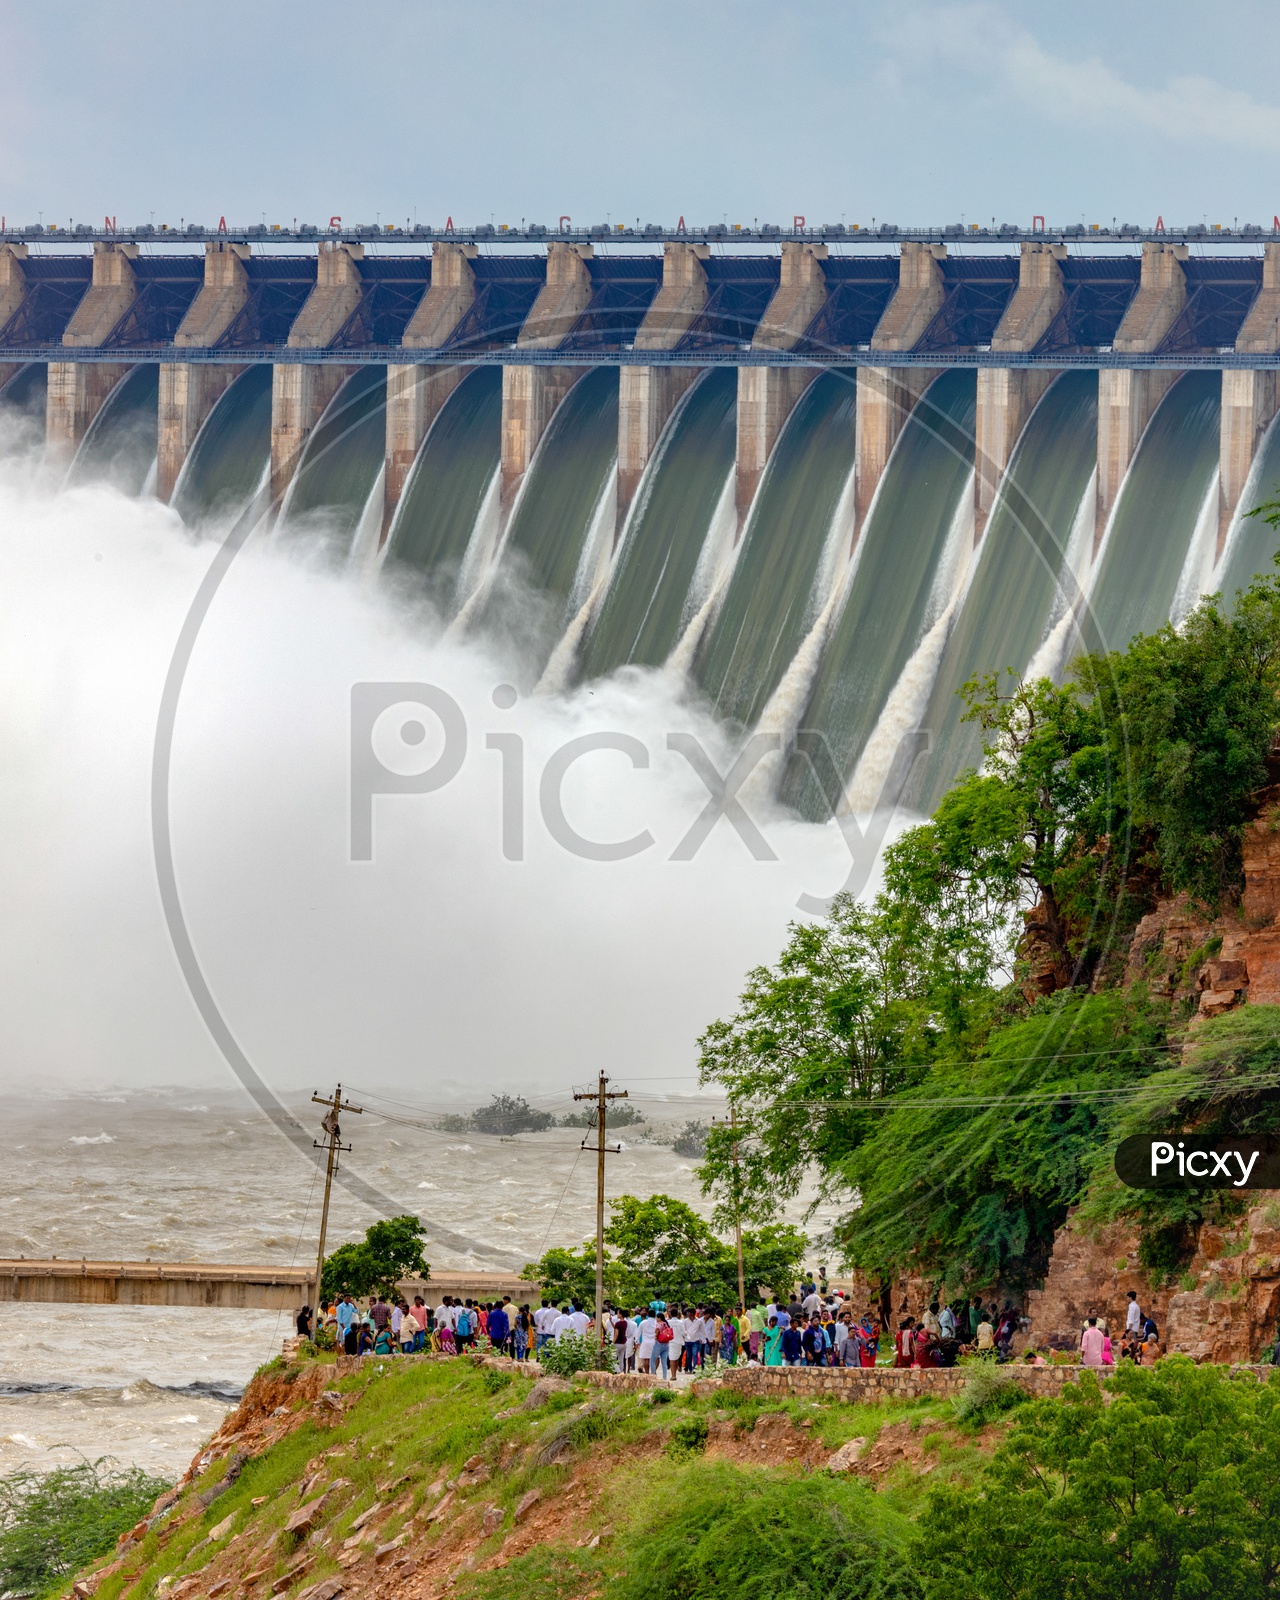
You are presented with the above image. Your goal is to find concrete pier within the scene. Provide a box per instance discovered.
[501,242,593,508]
[1096,243,1188,537]
[46,242,138,458]
[855,242,946,532]
[383,242,475,532]
[617,242,710,523]
[736,242,828,523]
[0,245,28,392]
[975,243,1065,536]
[271,241,364,501]
[1221,244,1280,551]
[157,242,251,502]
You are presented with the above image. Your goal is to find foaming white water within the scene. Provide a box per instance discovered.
[535,464,619,694]
[1024,471,1098,683]
[845,475,976,813]
[452,463,502,614]
[667,466,738,675]
[348,463,387,578]
[538,578,606,695]
[748,463,866,799]
[569,461,618,615]
[1215,415,1280,586]
[1170,469,1222,627]
[0,460,851,1115]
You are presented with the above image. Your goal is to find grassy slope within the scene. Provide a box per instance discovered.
[75,1357,999,1600]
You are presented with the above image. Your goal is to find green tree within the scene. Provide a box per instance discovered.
[520,1194,805,1309]
[321,1214,428,1301]
[840,989,1169,1291]
[697,891,999,1235]
[1080,1005,1280,1272]
[917,1359,1280,1600]
[0,1462,170,1597]
[471,1094,555,1135]
[1077,564,1280,911]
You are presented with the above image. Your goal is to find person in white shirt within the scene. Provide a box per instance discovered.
[668,1310,686,1373]
[435,1299,455,1330]
[534,1302,557,1354]
[624,1314,640,1372]
[938,1303,956,1340]
[550,1307,574,1342]
[637,1313,658,1373]
[391,1303,403,1339]
[568,1303,591,1338]
[802,1289,823,1317]
[1125,1292,1142,1338]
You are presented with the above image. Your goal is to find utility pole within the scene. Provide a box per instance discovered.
[574,1073,627,1360]
[309,1085,363,1323]
[714,1105,747,1309]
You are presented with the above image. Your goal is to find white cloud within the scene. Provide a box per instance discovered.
[881,3,1280,151]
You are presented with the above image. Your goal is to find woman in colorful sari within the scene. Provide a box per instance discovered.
[763,1315,784,1367]
[860,1318,879,1367]
[721,1314,738,1366]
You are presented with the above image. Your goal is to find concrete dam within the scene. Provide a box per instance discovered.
[5,225,1280,815]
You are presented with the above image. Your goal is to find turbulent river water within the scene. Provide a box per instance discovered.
[0,1089,823,1476]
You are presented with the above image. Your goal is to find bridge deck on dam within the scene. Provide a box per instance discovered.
[0,1260,531,1310]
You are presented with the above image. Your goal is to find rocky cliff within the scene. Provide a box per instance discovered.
[1024,789,1280,1360]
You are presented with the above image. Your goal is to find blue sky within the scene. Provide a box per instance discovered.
[1,0,1277,230]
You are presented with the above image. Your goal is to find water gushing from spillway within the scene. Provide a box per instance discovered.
[1218,408,1280,609]
[16,342,1280,852]
[779,369,978,821]
[694,371,860,728]
[382,366,503,614]
[845,470,976,814]
[469,367,618,684]
[171,364,272,529]
[277,367,388,556]
[1081,372,1221,655]
[907,370,1100,814]
[67,365,159,497]
[581,368,738,681]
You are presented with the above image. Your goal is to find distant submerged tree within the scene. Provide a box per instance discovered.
[470,1094,555,1135]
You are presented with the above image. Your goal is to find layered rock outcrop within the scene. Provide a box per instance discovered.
[1122,785,1280,1015]
[1025,1204,1280,1361]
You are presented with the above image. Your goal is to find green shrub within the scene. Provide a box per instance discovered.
[614,1462,919,1600]
[919,1358,1280,1600]
[538,1333,606,1379]
[0,1462,170,1597]
[951,1363,1026,1427]
[534,1403,624,1465]
[665,1414,709,1456]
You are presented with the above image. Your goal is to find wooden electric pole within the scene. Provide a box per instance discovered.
[310,1085,363,1322]
[573,1073,627,1358]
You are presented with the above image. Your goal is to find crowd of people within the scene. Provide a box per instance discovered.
[292,1273,1165,1370]
[1075,1290,1163,1367]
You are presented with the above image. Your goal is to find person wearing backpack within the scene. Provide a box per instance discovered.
[654,1312,674,1379]
[455,1304,472,1350]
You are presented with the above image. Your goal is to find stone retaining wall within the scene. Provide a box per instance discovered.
[719,1364,1078,1400]
[578,1368,677,1393]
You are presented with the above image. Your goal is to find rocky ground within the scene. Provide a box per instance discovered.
[69,1352,1000,1600]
